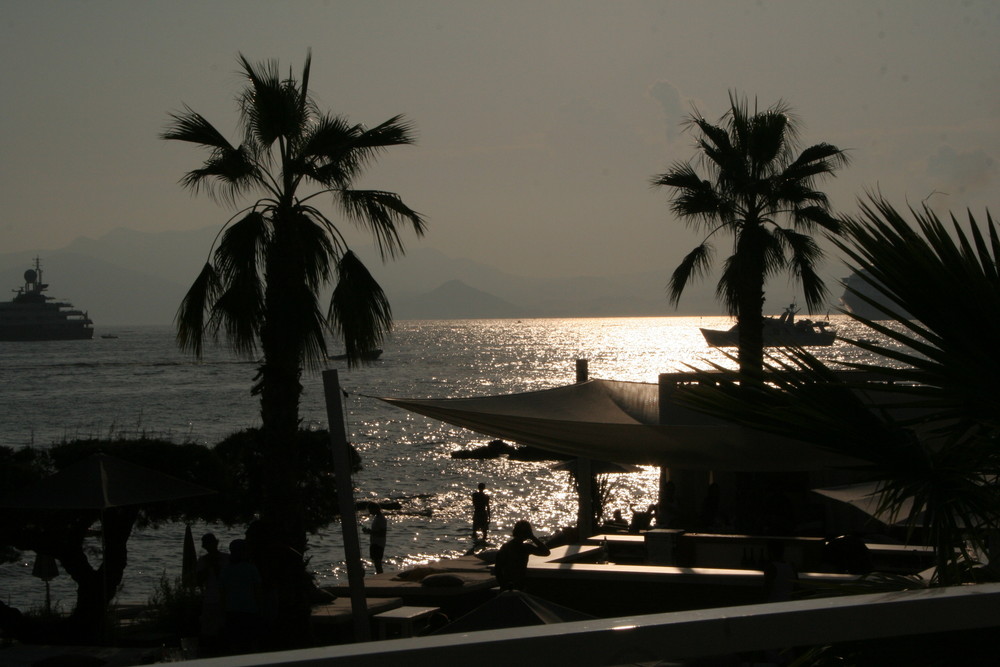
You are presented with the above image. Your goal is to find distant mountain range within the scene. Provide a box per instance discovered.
[0,225,819,326]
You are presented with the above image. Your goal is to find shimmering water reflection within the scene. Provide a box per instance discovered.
[0,316,894,605]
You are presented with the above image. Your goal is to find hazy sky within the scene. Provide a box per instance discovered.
[3,1,998,294]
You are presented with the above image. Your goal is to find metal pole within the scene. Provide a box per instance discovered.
[575,360,594,538]
[322,370,370,642]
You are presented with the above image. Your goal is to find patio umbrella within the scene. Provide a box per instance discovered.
[0,453,215,510]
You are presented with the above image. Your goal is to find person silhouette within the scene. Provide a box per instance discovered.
[195,533,229,655]
[362,502,388,574]
[220,539,262,654]
[494,520,550,591]
[471,482,492,544]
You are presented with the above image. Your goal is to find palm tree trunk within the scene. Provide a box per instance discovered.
[256,225,312,649]
[735,229,766,381]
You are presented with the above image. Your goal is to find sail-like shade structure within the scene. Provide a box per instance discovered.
[380,379,863,472]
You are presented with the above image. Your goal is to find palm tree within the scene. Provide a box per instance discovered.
[652,93,848,377]
[162,52,424,643]
[677,196,1000,585]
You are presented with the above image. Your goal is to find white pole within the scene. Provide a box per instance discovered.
[575,360,594,538]
[322,370,370,642]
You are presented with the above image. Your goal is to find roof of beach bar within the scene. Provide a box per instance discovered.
[381,379,864,472]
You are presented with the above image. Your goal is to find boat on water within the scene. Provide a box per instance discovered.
[0,259,94,341]
[700,304,835,347]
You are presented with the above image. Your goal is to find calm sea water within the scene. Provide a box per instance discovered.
[0,315,883,611]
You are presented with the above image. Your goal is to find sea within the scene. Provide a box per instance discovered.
[0,315,886,612]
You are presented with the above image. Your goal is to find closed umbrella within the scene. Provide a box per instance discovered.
[31,553,60,615]
[182,524,198,589]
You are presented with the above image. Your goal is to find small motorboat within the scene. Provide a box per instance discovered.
[701,304,836,347]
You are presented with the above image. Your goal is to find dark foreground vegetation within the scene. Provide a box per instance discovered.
[0,431,359,647]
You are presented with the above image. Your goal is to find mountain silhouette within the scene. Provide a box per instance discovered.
[393,279,533,320]
[1,225,814,325]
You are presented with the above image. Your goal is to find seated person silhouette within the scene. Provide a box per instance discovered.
[494,520,551,591]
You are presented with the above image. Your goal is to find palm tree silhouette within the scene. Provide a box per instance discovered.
[652,93,847,377]
[162,52,424,641]
[677,197,1000,585]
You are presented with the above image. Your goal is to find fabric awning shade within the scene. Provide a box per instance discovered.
[380,379,863,472]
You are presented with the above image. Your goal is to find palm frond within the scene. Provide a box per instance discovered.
[329,251,392,367]
[337,189,426,259]
[175,263,222,357]
[283,210,337,291]
[790,204,841,232]
[214,210,270,281]
[676,351,903,466]
[299,114,359,186]
[162,107,234,150]
[778,229,828,310]
[305,114,417,190]
[831,197,1000,431]
[352,114,418,151]
[744,107,789,172]
[653,163,731,224]
[237,53,305,148]
[781,142,850,181]
[298,49,312,114]
[758,228,791,282]
[668,244,713,306]
[178,146,260,205]
[204,217,266,359]
[212,278,263,358]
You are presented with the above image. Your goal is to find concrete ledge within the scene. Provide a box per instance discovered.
[181,583,1000,667]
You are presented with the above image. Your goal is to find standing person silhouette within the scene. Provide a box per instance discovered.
[471,482,492,545]
[362,502,388,574]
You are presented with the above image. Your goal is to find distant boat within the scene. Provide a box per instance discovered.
[328,348,383,361]
[0,258,94,341]
[701,304,836,347]
[101,334,119,339]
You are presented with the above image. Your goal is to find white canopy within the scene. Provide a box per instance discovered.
[380,379,864,472]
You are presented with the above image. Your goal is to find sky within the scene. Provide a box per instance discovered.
[2,0,998,302]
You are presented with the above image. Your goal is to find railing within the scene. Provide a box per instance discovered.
[186,582,1000,667]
